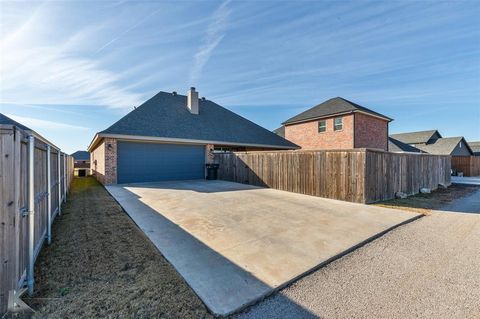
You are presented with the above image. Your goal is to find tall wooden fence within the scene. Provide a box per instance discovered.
[0,125,74,313]
[451,156,480,176]
[215,149,451,204]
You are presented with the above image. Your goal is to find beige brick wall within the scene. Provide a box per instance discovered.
[90,138,117,185]
[354,113,389,151]
[285,114,354,149]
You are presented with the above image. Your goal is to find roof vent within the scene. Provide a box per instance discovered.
[187,87,199,114]
[172,91,177,96]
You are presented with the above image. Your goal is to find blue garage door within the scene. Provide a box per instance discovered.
[117,141,205,184]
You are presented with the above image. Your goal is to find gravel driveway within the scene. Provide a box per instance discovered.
[236,189,480,319]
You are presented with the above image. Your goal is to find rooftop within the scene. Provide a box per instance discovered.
[282,97,392,125]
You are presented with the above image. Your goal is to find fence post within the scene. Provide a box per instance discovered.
[58,151,61,215]
[46,145,52,245]
[63,154,67,202]
[27,135,35,295]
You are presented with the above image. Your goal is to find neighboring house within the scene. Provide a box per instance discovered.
[0,113,57,146]
[88,88,298,185]
[469,141,480,156]
[71,150,91,176]
[389,130,473,156]
[277,97,392,151]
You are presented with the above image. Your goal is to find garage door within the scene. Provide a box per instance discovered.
[117,141,205,184]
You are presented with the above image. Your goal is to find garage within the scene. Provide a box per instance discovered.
[117,141,205,184]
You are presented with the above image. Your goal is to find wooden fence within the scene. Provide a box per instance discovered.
[451,156,480,177]
[215,149,451,204]
[0,125,73,313]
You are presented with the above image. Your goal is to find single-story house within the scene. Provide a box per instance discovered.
[274,97,392,151]
[88,88,298,185]
[0,113,58,146]
[469,141,480,156]
[71,150,91,176]
[389,130,474,156]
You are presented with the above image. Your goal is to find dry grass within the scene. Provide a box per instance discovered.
[374,184,478,215]
[21,177,213,319]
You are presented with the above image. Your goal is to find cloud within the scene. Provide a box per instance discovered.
[5,114,90,131]
[189,0,231,84]
[0,4,144,108]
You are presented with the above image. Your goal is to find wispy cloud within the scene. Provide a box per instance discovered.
[5,114,90,131]
[189,0,231,84]
[0,4,144,108]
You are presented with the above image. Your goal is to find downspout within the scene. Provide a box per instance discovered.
[46,145,52,244]
[58,151,61,215]
[27,135,35,295]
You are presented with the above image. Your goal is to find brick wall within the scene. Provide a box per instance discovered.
[354,113,389,151]
[90,138,117,185]
[285,114,354,149]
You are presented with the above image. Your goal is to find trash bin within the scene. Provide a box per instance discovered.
[205,163,219,180]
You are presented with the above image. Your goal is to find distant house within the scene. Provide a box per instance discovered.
[88,88,298,185]
[276,97,392,151]
[71,151,90,176]
[469,141,480,156]
[389,130,473,156]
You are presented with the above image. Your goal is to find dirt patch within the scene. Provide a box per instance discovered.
[23,177,213,319]
[374,184,479,214]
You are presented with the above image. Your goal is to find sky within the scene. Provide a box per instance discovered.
[0,0,479,154]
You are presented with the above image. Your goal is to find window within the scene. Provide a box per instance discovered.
[318,120,326,132]
[334,117,343,131]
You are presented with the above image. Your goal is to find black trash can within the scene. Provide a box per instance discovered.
[205,163,219,180]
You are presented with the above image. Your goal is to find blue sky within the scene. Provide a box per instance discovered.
[0,0,479,153]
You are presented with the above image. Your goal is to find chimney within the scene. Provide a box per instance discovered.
[187,87,199,114]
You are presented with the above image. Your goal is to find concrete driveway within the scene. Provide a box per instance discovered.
[106,180,418,316]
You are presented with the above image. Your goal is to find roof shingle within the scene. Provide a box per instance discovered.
[99,91,298,149]
[282,97,392,125]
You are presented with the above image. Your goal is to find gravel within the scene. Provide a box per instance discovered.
[235,189,480,319]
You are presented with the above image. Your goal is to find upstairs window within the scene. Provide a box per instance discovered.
[334,117,343,131]
[318,120,326,133]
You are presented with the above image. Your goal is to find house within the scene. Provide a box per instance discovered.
[276,97,392,151]
[88,88,298,185]
[0,113,57,146]
[389,130,474,156]
[71,150,90,176]
[469,141,480,156]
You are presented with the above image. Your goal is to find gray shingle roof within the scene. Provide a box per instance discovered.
[415,137,470,155]
[282,97,392,125]
[388,137,422,153]
[469,141,480,156]
[390,130,441,144]
[0,113,32,131]
[273,126,285,138]
[99,91,298,149]
[71,150,90,161]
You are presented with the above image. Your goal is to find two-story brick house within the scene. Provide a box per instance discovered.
[275,97,392,151]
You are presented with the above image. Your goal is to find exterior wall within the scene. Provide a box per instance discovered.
[284,114,354,150]
[354,113,389,151]
[90,138,117,185]
[451,141,473,156]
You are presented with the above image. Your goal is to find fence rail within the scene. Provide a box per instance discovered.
[451,156,480,177]
[0,125,73,314]
[215,149,451,204]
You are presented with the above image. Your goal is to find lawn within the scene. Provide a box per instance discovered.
[25,177,213,319]
[374,183,478,214]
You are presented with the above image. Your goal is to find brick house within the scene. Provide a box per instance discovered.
[275,97,392,151]
[88,88,297,185]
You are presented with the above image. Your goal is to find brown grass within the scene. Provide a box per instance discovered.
[374,184,478,215]
[23,177,213,319]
